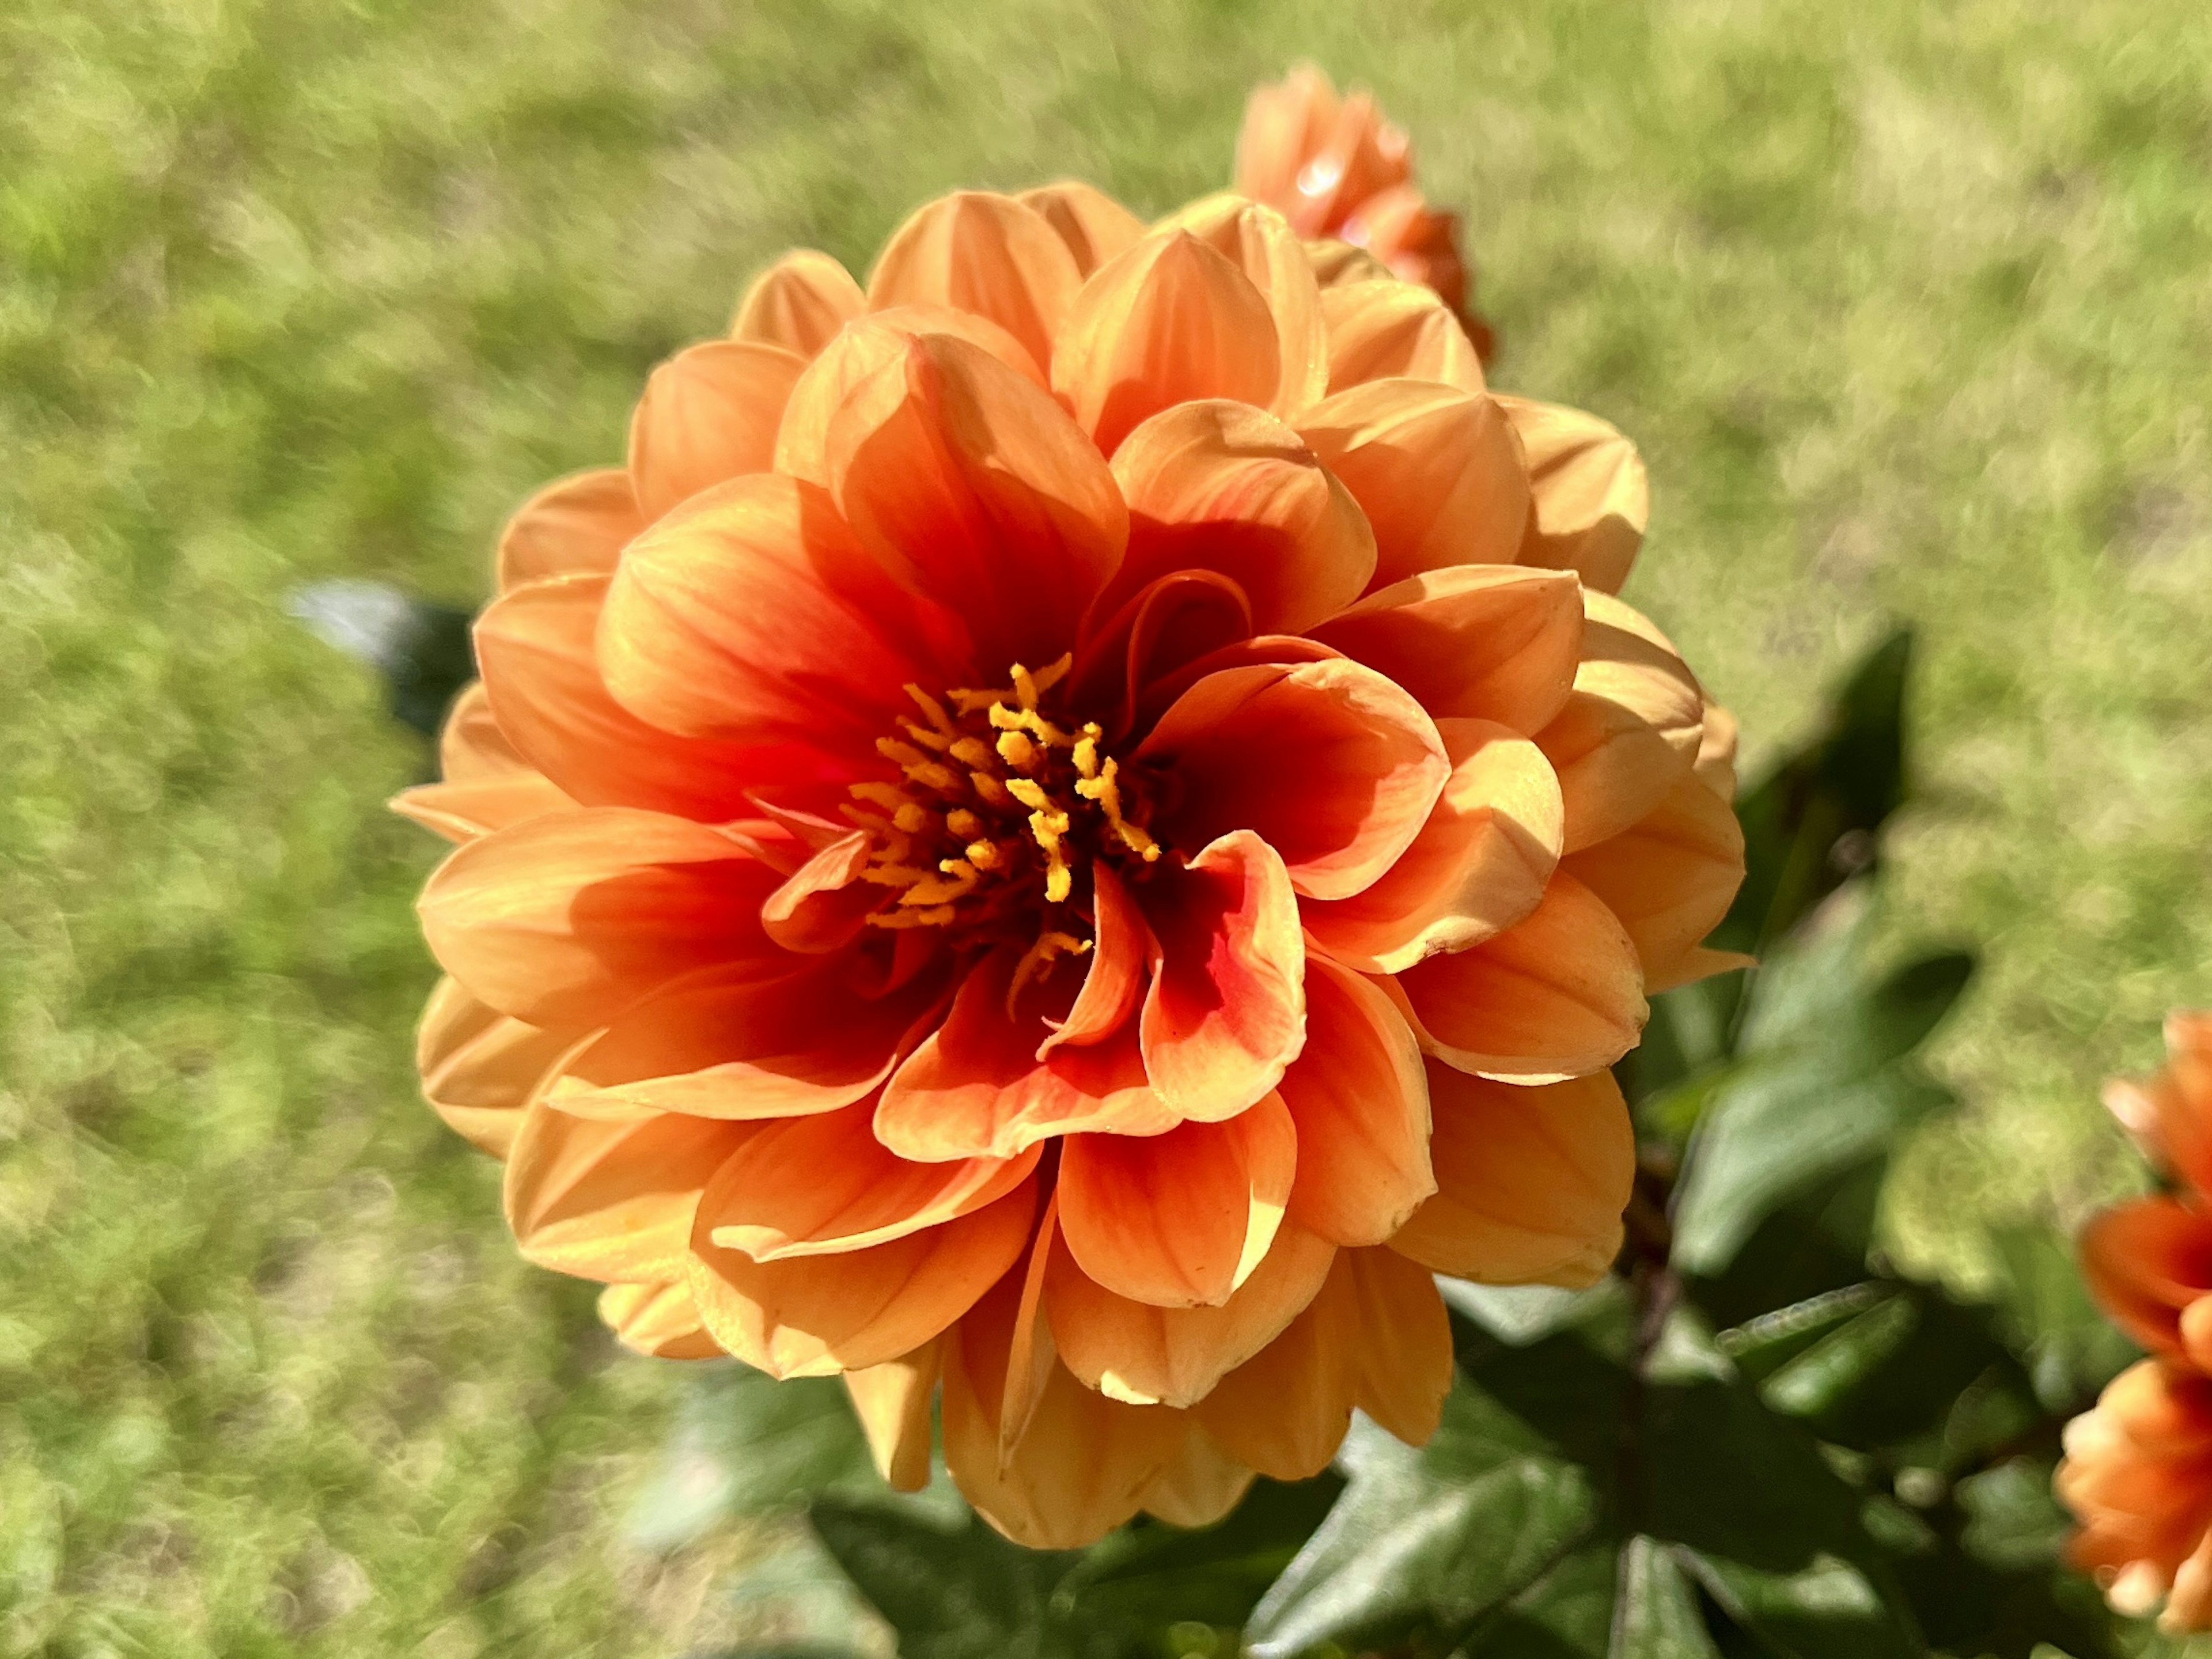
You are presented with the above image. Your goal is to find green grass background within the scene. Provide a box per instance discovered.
[4,0,2209,1650]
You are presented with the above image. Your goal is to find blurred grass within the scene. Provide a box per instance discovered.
[3,0,2209,1650]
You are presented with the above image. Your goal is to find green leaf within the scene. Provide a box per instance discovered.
[1455,1539,1623,1656]
[1613,1537,1725,1658]
[1957,1460,2073,1572]
[1990,1224,2138,1412]
[808,1497,1085,1659]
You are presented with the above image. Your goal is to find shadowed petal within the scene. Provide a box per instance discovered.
[1562,771,1746,993]
[1281,957,1433,1246]
[628,340,806,522]
[497,468,646,592]
[1138,1429,1256,1528]
[1535,592,1706,852]
[732,249,866,358]
[1017,181,1145,276]
[1155,194,1330,418]
[1040,862,1147,1054]
[392,684,573,843]
[868,190,1082,374]
[1192,1253,1359,1479]
[598,1279,723,1359]
[1341,1245,1454,1445]
[843,1340,941,1492]
[1496,394,1648,596]
[1320,279,1482,394]
[416,976,574,1158]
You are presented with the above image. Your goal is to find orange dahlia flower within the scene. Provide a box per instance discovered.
[1235,64,1494,361]
[2081,1014,2212,1369]
[394,183,1743,1547]
[2060,1358,2212,1631]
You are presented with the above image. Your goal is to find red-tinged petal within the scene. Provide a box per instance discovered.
[1138,831,1307,1122]
[2081,1200,2212,1359]
[731,249,866,358]
[1057,1094,1297,1308]
[416,976,574,1159]
[503,1100,753,1283]
[1298,379,1528,589]
[760,831,874,953]
[598,471,960,754]
[1139,1429,1256,1528]
[627,340,806,523]
[1281,958,1432,1246]
[1495,394,1648,596]
[876,950,1175,1162]
[1104,399,1375,639]
[1126,631,1343,737]
[1303,719,1563,973]
[1136,660,1447,902]
[1341,1245,1454,1445]
[1320,279,1483,395]
[703,1100,1040,1260]
[597,1279,724,1360]
[1561,771,1746,994]
[1068,570,1256,742]
[1040,862,1146,1054]
[1155,194,1330,418]
[685,1178,1036,1379]
[1389,1064,1634,1287]
[1393,870,1648,1082]
[1052,232,1281,457]
[1017,181,1146,276]
[1535,592,1706,853]
[843,1339,941,1491]
[1193,1255,1359,1479]
[496,468,646,592]
[417,808,782,1027]
[476,573,810,819]
[868,190,1082,374]
[2104,1020,2212,1206]
[547,956,939,1120]
[1312,565,1585,737]
[826,332,1128,670]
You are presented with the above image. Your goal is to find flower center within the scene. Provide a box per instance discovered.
[842,653,1165,993]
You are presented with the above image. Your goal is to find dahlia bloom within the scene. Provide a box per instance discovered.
[1236,64,1494,360]
[2080,1014,2212,1368]
[2059,1358,2212,1631]
[395,183,1743,1546]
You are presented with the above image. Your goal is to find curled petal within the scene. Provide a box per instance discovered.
[1312,564,1585,738]
[1017,181,1146,276]
[732,249,866,358]
[1105,399,1375,637]
[1155,193,1330,418]
[1496,394,1648,596]
[2081,1199,2212,1360]
[685,1178,1036,1379]
[844,1340,941,1492]
[1561,771,1747,993]
[628,340,807,523]
[1536,592,1706,853]
[598,1279,723,1360]
[1303,719,1563,972]
[1070,570,1256,741]
[1047,1219,1335,1406]
[1393,870,1647,1083]
[1339,1245,1454,1445]
[1281,957,1433,1246]
[1320,279,1482,395]
[1390,1063,1634,1287]
[1052,232,1282,456]
[868,190,1081,376]
[1298,379,1528,589]
[760,832,874,954]
[1057,1093,1297,1309]
[1139,1430,1256,1529]
[416,976,573,1158]
[496,468,645,592]
[1136,659,1448,901]
[1040,862,1147,1055]
[504,1100,752,1283]
[418,808,781,1027]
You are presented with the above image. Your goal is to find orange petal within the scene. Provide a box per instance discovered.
[685,1178,1036,1378]
[1052,232,1281,456]
[759,832,875,954]
[1155,194,1330,419]
[1312,564,1585,737]
[1039,862,1147,1055]
[876,950,1174,1162]
[1536,591,1706,853]
[826,332,1127,670]
[1281,957,1433,1246]
[2081,1199,2212,1359]
[1057,1094,1297,1308]
[1304,237,1392,289]
[867,190,1082,377]
[417,807,782,1027]
[1047,1218,1334,1407]
[416,976,573,1158]
[598,1279,724,1360]
[1136,659,1448,900]
[1298,380,1527,589]
[547,957,938,1120]
[503,1100,753,1283]
[1341,1244,1455,1445]
[1192,1255,1359,1479]
[1392,870,1648,1082]
[1389,1063,1634,1287]
[731,249,866,358]
[598,471,961,752]
[1695,699,1740,800]
[496,468,646,592]
[1234,65,1340,219]
[1105,399,1375,637]
[627,340,806,523]
[475,573,804,819]
[1495,394,1648,596]
[1138,831,1308,1123]
[391,774,577,844]
[999,1194,1061,1463]
[703,1101,1040,1260]
[1139,1428,1256,1528]
[1561,770,1746,994]
[1320,279,1483,395]
[843,1339,941,1491]
[1016,181,1146,276]
[1068,569,1256,740]
[1302,719,1563,973]
[2105,1019,2212,1206]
